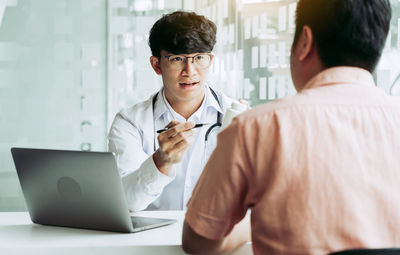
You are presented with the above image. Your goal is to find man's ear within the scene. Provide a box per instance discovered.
[209,54,214,66]
[150,56,162,75]
[298,25,314,62]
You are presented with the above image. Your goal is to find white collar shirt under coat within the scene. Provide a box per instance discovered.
[108,86,232,211]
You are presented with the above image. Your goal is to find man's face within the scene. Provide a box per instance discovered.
[152,50,213,105]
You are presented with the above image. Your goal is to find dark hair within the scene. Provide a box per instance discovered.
[293,0,391,73]
[148,11,217,58]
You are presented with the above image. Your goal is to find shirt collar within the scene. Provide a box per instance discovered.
[302,66,375,91]
[189,89,207,122]
[162,90,187,121]
[205,85,223,114]
[153,85,221,122]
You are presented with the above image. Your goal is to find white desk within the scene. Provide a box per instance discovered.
[0,211,252,255]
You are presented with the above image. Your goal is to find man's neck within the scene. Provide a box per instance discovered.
[164,90,206,120]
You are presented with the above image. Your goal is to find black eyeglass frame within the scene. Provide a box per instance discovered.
[161,53,213,70]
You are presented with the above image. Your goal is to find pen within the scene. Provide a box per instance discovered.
[156,123,210,133]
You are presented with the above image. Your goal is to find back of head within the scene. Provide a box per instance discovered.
[148,11,217,57]
[293,0,391,73]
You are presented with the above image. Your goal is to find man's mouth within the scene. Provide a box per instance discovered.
[179,81,199,87]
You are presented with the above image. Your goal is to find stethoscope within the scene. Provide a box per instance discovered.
[152,87,222,152]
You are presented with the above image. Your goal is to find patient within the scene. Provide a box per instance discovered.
[182,0,400,254]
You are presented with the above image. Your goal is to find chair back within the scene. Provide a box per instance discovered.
[330,248,400,255]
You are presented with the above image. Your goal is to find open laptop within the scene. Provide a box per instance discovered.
[11,147,176,233]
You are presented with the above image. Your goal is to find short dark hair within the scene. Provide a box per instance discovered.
[293,0,391,73]
[148,11,217,58]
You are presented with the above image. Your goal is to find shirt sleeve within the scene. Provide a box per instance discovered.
[185,117,252,240]
[108,113,175,212]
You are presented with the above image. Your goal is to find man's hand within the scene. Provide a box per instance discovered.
[239,99,251,110]
[153,121,195,175]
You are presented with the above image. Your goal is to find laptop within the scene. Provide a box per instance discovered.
[11,147,176,233]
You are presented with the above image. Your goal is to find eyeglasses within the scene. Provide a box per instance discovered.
[162,53,213,70]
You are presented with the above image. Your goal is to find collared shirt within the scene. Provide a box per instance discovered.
[108,85,231,211]
[186,67,400,255]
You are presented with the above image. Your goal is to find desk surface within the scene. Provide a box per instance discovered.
[0,211,252,255]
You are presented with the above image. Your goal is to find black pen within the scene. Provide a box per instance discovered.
[156,123,210,133]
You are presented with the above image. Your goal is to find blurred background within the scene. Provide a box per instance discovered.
[0,0,399,211]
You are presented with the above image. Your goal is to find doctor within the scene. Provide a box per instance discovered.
[108,11,235,211]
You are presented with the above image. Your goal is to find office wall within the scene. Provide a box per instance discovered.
[0,0,107,211]
[0,0,399,211]
[111,0,400,112]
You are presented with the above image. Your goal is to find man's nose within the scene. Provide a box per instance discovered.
[181,58,197,75]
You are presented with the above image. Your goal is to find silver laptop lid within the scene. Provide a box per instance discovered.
[11,148,133,233]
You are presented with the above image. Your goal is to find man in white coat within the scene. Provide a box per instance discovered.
[108,11,234,211]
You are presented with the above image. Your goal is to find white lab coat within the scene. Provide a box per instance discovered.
[108,86,232,211]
